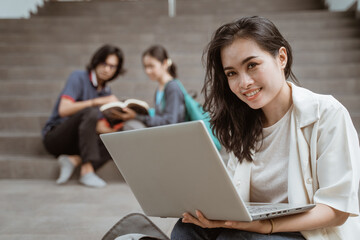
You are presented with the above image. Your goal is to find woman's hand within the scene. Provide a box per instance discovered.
[115,107,137,121]
[182,210,271,234]
[183,204,349,234]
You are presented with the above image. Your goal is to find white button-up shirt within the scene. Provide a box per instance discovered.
[227,82,360,240]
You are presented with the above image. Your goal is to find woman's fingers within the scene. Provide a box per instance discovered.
[182,211,227,228]
[182,212,205,227]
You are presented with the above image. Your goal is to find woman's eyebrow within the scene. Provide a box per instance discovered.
[223,56,258,71]
[241,56,258,65]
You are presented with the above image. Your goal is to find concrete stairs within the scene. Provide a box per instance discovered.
[0,0,359,180]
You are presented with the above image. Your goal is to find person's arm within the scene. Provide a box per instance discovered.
[183,204,349,234]
[137,81,184,126]
[96,119,116,134]
[58,95,118,117]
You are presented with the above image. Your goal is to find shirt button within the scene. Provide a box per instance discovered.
[236,180,241,186]
[306,178,313,184]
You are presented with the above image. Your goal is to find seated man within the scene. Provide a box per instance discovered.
[42,44,125,188]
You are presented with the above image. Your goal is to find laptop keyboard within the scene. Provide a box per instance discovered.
[246,205,282,214]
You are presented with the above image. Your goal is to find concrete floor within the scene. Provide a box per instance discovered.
[0,180,177,240]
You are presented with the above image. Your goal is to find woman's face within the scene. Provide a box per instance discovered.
[143,55,167,82]
[221,38,288,111]
[95,54,119,82]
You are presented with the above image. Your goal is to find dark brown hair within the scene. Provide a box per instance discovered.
[86,44,125,82]
[142,45,177,78]
[202,16,298,163]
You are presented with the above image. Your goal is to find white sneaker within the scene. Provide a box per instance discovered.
[79,172,107,188]
[56,155,76,184]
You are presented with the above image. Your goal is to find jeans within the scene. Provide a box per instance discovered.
[171,219,306,240]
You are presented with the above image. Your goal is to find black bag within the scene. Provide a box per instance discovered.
[102,213,170,240]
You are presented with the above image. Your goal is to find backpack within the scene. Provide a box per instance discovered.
[102,213,170,240]
[174,80,221,150]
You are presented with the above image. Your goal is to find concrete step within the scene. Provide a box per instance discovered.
[300,78,360,95]
[1,77,359,98]
[34,0,322,17]
[0,155,124,181]
[3,49,360,67]
[0,96,56,114]
[1,63,360,82]
[0,113,48,134]
[0,133,47,155]
[0,16,358,34]
[0,10,346,27]
[1,38,360,58]
[290,38,360,51]
[0,89,358,115]
[1,27,359,44]
[293,49,360,65]
[0,81,65,96]
[0,43,205,56]
[293,63,360,79]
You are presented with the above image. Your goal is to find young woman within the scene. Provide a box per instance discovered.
[119,45,186,128]
[42,44,125,188]
[171,16,360,240]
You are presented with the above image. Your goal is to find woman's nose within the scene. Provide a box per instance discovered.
[238,73,253,89]
[145,68,152,75]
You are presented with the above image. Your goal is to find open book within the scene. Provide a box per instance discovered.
[100,99,150,127]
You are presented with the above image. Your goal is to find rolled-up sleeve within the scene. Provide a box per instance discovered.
[314,97,360,216]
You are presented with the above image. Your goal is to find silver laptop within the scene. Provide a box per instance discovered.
[100,120,315,221]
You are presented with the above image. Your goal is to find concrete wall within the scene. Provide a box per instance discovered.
[0,0,45,18]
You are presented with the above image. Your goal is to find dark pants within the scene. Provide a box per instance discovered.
[43,107,111,170]
[171,219,306,240]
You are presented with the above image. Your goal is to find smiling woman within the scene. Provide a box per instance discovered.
[171,16,360,240]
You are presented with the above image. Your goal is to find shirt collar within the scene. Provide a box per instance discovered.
[90,70,98,88]
[289,81,320,128]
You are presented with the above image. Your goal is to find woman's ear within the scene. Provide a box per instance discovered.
[278,47,288,70]
[162,59,169,67]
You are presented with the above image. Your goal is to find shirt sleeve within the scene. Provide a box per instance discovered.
[226,152,238,178]
[60,71,83,101]
[313,96,360,216]
[136,81,185,127]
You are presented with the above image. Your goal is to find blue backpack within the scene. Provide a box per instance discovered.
[174,80,222,151]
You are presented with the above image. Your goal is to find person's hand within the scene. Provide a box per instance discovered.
[104,108,124,120]
[182,210,272,234]
[182,210,226,228]
[115,107,137,121]
[92,95,118,106]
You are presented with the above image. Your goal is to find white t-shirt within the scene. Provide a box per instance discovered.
[250,105,293,203]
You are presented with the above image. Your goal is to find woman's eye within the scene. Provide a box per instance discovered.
[225,71,236,78]
[248,63,257,69]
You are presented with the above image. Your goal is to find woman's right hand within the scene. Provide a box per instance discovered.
[182,210,272,234]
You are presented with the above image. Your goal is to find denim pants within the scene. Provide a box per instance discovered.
[171,219,306,240]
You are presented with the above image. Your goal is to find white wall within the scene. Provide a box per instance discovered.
[0,0,45,18]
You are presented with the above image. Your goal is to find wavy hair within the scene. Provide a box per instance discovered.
[202,16,298,163]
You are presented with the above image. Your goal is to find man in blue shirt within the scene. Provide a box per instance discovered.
[42,44,125,188]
